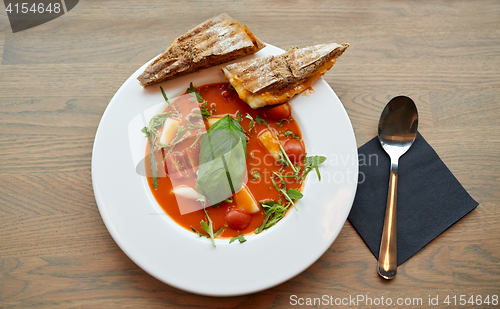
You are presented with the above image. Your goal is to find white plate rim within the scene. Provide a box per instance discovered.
[91,44,358,296]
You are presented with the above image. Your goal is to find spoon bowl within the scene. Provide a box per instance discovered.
[377,96,418,279]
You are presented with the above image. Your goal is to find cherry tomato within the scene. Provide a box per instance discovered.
[265,102,291,121]
[221,90,233,99]
[283,139,305,163]
[225,209,251,230]
[163,152,188,179]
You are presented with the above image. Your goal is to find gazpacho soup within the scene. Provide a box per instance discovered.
[142,82,325,245]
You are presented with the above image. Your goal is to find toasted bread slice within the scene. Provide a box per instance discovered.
[222,42,349,108]
[137,13,265,87]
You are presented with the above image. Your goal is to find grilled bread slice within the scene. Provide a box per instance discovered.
[222,42,349,109]
[138,13,265,87]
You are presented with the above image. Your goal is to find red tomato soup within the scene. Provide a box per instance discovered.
[145,82,307,238]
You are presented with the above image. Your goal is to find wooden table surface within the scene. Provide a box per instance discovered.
[1,1,499,308]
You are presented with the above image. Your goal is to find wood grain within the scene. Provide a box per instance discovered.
[1,0,499,308]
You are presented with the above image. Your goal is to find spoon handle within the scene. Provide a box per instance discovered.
[378,157,398,279]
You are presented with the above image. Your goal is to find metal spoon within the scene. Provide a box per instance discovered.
[377,96,418,279]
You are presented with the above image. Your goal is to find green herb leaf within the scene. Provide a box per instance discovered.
[200,102,210,119]
[227,84,235,91]
[160,86,170,104]
[141,127,150,137]
[301,155,327,182]
[279,144,297,174]
[149,138,158,189]
[245,113,255,130]
[261,200,276,208]
[191,226,206,237]
[229,234,246,244]
[236,111,242,123]
[305,155,327,167]
[278,118,292,128]
[255,200,289,233]
[272,172,298,211]
[214,226,226,238]
[187,82,204,103]
[255,115,268,126]
[196,115,247,206]
[283,130,299,139]
[200,209,218,247]
[251,170,261,180]
[287,188,303,200]
[160,86,180,115]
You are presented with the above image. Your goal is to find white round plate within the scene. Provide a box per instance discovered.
[92,44,358,296]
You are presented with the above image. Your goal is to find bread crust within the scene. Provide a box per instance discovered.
[225,42,348,94]
[138,13,265,87]
[222,42,349,108]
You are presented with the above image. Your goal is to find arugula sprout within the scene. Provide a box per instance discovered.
[245,113,255,131]
[255,169,306,234]
[160,86,170,104]
[187,82,204,103]
[227,84,235,91]
[251,170,261,180]
[255,115,268,126]
[141,127,150,137]
[278,118,292,128]
[148,137,159,189]
[158,130,193,155]
[279,144,297,174]
[189,130,203,148]
[271,173,301,210]
[200,102,210,119]
[160,86,180,115]
[198,208,226,247]
[286,188,303,200]
[141,85,188,189]
[229,234,246,244]
[282,130,299,139]
[190,226,205,237]
[186,113,205,129]
[187,82,210,119]
[142,110,175,189]
[301,155,327,182]
[236,111,242,123]
[255,200,288,233]
[171,127,186,144]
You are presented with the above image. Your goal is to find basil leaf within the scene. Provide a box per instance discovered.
[196,157,232,205]
[196,115,247,206]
